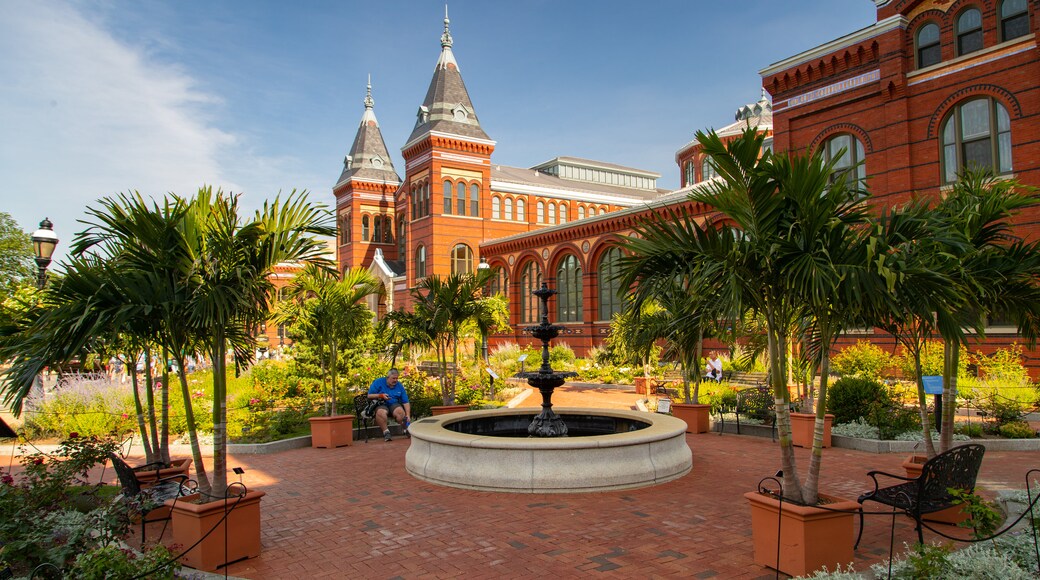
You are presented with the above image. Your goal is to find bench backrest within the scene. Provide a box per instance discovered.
[918,444,985,501]
[108,453,143,497]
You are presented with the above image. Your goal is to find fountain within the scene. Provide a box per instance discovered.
[405,284,692,493]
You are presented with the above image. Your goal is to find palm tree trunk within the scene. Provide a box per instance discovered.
[142,349,161,461]
[128,354,155,463]
[210,328,228,497]
[691,327,703,404]
[940,340,959,452]
[329,339,338,416]
[177,351,208,496]
[159,345,171,464]
[803,329,831,506]
[912,345,937,458]
[768,308,803,504]
[452,329,461,406]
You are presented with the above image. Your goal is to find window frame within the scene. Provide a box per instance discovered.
[517,198,526,222]
[469,183,480,217]
[916,21,942,68]
[597,247,624,321]
[450,243,473,275]
[821,133,867,189]
[361,215,370,241]
[1000,0,1030,42]
[940,97,1013,184]
[504,197,514,220]
[492,196,501,220]
[956,7,984,56]
[520,261,542,323]
[443,180,453,215]
[556,254,583,323]
[415,244,426,279]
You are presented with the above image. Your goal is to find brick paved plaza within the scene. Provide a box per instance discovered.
[18,384,1031,579]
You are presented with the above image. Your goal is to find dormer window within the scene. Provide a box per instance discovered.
[452,104,469,121]
[372,156,384,169]
[344,155,353,169]
[417,106,430,124]
[956,8,984,56]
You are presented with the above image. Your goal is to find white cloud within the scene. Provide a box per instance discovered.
[0,0,240,263]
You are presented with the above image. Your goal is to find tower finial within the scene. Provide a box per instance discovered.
[441,4,453,48]
[760,87,769,103]
[364,74,374,109]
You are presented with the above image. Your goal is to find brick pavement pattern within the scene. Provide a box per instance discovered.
[17,385,1036,579]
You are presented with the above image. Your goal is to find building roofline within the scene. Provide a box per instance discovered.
[758,14,906,76]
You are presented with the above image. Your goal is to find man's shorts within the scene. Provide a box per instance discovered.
[375,403,404,417]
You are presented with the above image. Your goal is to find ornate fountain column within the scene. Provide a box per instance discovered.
[517,283,576,437]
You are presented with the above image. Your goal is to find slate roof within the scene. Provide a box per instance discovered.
[405,15,491,146]
[531,156,661,178]
[337,83,402,186]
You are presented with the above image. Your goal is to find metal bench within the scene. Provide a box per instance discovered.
[723,371,768,387]
[855,443,986,547]
[109,453,195,544]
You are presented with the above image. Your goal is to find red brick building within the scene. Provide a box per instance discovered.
[332,3,1040,369]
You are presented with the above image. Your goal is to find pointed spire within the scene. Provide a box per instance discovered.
[338,79,400,186]
[364,74,374,110]
[404,7,492,147]
[441,5,453,48]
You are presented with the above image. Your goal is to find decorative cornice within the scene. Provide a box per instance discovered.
[759,15,906,76]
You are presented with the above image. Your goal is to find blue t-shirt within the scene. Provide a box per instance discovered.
[368,376,409,407]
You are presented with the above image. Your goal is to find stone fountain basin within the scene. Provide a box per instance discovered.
[405,407,692,493]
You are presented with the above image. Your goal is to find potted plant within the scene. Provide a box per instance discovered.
[620,128,874,576]
[274,265,381,448]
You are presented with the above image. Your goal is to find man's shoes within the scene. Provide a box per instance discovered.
[383,430,392,442]
[404,420,411,438]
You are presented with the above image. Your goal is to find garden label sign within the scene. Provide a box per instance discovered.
[922,375,943,395]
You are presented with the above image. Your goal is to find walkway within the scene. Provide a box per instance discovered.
[9,384,1038,579]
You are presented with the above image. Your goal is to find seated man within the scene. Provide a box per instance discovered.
[367,368,411,442]
[704,352,723,382]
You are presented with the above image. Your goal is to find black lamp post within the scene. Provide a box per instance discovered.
[477,257,490,364]
[31,218,59,289]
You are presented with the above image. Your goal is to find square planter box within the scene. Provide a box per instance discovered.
[746,490,858,578]
[134,457,192,488]
[167,490,265,572]
[671,403,711,434]
[309,414,355,448]
[790,412,833,448]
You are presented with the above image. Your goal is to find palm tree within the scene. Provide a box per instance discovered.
[273,265,381,415]
[620,127,876,505]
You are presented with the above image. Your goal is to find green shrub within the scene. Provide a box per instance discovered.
[955,421,984,438]
[22,378,137,440]
[71,544,177,580]
[831,341,893,380]
[898,340,969,381]
[826,376,887,425]
[998,421,1036,439]
[549,343,576,367]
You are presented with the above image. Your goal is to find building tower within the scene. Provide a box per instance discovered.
[333,78,402,275]
[396,8,496,308]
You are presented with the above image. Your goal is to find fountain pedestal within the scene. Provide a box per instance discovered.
[515,284,575,437]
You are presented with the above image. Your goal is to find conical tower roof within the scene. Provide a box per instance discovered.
[404,8,491,147]
[337,78,401,186]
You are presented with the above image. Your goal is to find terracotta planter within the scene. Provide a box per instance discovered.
[672,403,711,434]
[746,490,859,578]
[431,405,470,416]
[902,455,971,525]
[790,412,833,448]
[308,414,355,448]
[634,377,650,395]
[134,457,192,489]
[167,490,265,571]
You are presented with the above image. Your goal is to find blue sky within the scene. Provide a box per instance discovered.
[0,0,878,265]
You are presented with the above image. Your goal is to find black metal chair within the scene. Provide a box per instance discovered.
[354,393,374,443]
[108,453,195,544]
[855,443,985,548]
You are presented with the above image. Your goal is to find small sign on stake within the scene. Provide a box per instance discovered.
[922,375,944,395]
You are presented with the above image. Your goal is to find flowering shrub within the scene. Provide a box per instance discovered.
[831,341,893,380]
[21,377,136,439]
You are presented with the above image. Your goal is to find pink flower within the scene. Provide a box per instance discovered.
[32,458,43,465]
[249,398,260,405]
[68,432,79,439]
[121,413,129,420]
[1,474,13,485]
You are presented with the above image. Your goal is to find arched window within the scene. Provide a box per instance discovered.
[373,215,383,243]
[492,196,501,219]
[520,261,542,323]
[957,8,983,56]
[556,255,582,323]
[701,157,717,181]
[537,201,545,223]
[397,220,406,258]
[941,97,1012,183]
[361,215,370,241]
[1001,0,1030,41]
[489,266,509,296]
[684,161,696,186]
[415,245,426,278]
[560,204,568,224]
[453,182,465,216]
[504,197,514,220]
[517,199,526,222]
[597,247,624,321]
[443,180,453,214]
[469,183,480,216]
[916,22,941,68]
[450,244,473,275]
[578,205,586,220]
[411,186,418,219]
[598,206,606,216]
[548,203,556,224]
[383,216,393,243]
[822,133,866,189]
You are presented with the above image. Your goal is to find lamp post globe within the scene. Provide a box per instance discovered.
[31,217,59,289]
